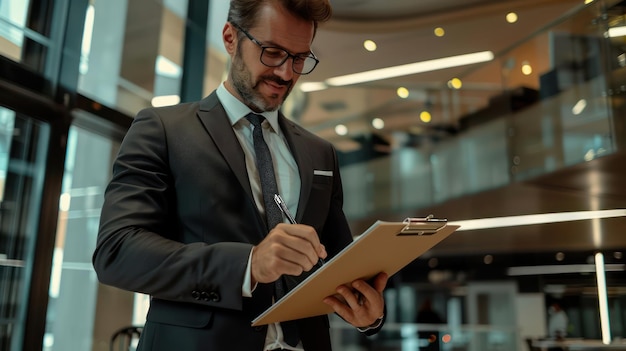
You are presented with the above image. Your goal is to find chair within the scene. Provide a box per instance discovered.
[110,325,143,351]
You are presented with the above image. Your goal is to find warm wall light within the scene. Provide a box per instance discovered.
[420,111,432,123]
[363,40,377,52]
[325,51,494,87]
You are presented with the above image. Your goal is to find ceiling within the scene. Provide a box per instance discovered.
[294,0,596,143]
[286,0,626,272]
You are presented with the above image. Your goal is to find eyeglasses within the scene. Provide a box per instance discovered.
[231,22,319,75]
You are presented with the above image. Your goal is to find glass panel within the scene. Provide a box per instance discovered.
[78,0,188,116]
[0,108,50,351]
[43,118,123,351]
[0,0,30,61]
[502,9,615,181]
[330,0,623,220]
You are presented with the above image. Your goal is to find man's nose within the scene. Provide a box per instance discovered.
[273,58,296,80]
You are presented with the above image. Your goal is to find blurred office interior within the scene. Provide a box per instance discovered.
[1,0,626,350]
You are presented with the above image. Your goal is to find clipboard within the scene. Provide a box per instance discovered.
[251,216,459,326]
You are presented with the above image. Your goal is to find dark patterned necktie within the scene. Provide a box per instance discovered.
[246,113,283,231]
[245,113,299,347]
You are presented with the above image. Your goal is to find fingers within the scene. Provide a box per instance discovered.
[273,223,327,260]
[372,272,389,293]
[250,223,325,284]
[322,273,388,328]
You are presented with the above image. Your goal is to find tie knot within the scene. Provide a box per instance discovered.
[245,113,264,128]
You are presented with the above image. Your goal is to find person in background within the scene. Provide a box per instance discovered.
[92,0,387,350]
[548,302,569,340]
[416,298,446,351]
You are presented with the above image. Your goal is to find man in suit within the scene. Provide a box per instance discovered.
[92,0,387,350]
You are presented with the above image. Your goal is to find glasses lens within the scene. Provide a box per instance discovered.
[260,47,318,74]
[298,57,318,74]
[260,47,288,66]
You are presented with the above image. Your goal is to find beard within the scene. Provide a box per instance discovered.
[230,51,293,112]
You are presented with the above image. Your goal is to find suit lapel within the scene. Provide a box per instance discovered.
[278,114,313,222]
[196,93,256,209]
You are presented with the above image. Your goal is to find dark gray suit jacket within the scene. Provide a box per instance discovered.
[93,92,359,350]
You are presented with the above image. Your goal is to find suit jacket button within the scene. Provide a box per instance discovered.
[191,290,201,300]
[209,292,220,302]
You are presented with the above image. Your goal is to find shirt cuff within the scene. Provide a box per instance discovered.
[356,314,384,333]
[242,248,257,297]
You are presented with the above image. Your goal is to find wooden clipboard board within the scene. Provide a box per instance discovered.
[251,217,459,326]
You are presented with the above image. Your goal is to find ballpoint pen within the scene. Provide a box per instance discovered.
[273,193,296,225]
[273,193,325,267]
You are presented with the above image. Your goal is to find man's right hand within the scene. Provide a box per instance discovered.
[250,223,327,285]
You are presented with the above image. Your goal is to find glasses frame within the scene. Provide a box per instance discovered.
[230,22,319,75]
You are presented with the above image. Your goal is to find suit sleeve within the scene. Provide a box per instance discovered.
[92,108,250,311]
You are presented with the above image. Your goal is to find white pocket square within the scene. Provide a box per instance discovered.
[314,170,333,177]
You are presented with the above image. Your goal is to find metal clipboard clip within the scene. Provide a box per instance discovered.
[400,215,447,236]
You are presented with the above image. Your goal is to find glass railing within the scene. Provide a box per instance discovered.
[338,0,625,221]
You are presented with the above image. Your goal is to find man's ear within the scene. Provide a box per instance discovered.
[223,22,237,55]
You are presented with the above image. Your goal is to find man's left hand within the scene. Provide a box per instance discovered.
[322,272,388,329]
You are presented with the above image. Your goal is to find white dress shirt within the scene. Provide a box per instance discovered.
[216,83,303,350]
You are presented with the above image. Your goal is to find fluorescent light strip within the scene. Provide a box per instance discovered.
[449,209,626,231]
[507,263,625,276]
[608,26,626,37]
[151,95,181,107]
[299,82,328,93]
[595,253,612,344]
[325,51,494,87]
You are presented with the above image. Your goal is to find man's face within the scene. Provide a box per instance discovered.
[224,3,315,112]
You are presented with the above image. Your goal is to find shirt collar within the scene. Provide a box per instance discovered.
[216,83,280,133]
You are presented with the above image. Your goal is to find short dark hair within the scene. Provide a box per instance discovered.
[227,0,332,35]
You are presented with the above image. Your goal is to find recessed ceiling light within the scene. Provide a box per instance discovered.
[521,61,532,75]
[448,78,462,89]
[372,118,384,129]
[434,27,445,37]
[363,39,377,52]
[335,124,348,136]
[506,12,518,23]
[397,87,409,98]
[420,111,432,123]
